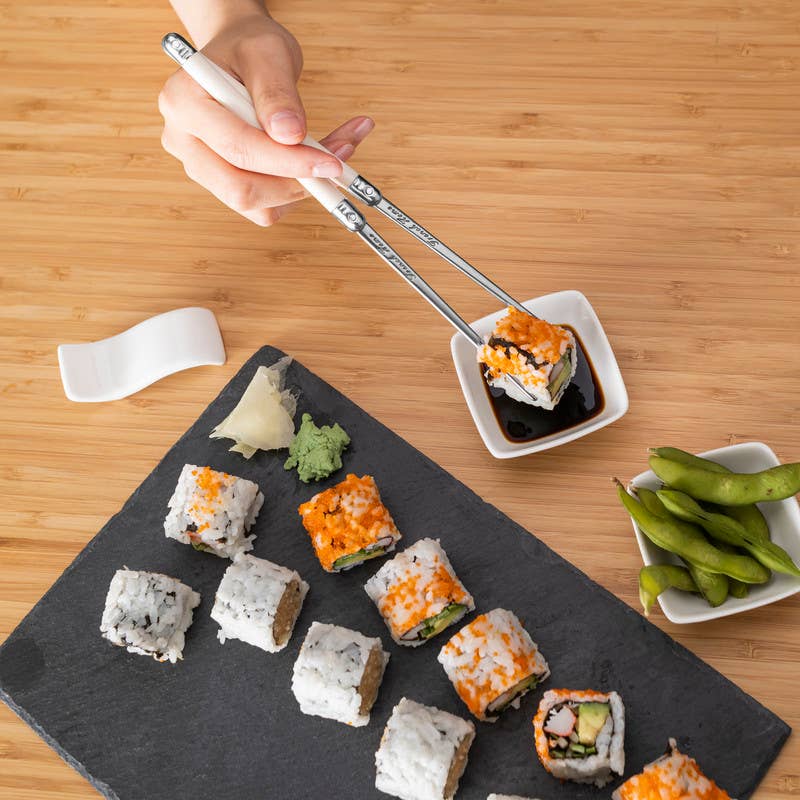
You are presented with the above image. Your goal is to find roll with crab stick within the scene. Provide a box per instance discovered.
[533,688,625,787]
[612,738,733,800]
[365,538,474,647]
[477,306,577,410]
[438,608,550,722]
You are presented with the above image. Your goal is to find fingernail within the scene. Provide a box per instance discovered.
[269,111,304,142]
[312,160,342,178]
[353,117,375,140]
[331,142,355,161]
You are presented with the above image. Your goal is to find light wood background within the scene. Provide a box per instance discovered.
[1,0,799,796]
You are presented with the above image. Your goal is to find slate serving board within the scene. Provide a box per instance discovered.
[0,346,789,800]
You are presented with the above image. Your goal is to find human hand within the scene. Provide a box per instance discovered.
[159,12,373,226]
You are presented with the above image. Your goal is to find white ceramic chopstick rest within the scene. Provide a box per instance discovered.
[57,307,225,402]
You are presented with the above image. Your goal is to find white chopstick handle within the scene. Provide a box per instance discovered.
[179,50,346,213]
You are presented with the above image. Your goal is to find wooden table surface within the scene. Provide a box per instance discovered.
[2,0,799,796]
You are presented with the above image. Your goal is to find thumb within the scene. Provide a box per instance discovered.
[238,48,307,145]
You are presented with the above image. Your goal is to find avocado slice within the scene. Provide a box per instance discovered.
[487,672,539,714]
[577,702,610,746]
[332,546,386,571]
[419,603,466,639]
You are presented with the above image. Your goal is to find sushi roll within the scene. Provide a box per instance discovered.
[612,738,733,800]
[100,569,200,663]
[365,538,474,647]
[533,689,625,787]
[211,553,309,653]
[477,306,577,410]
[375,697,475,800]
[297,473,401,572]
[438,608,550,721]
[291,621,389,727]
[164,464,264,559]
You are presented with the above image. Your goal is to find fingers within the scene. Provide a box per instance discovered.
[161,127,308,226]
[158,70,341,179]
[319,116,375,161]
[234,36,307,145]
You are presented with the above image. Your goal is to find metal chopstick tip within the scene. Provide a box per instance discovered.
[161,32,196,64]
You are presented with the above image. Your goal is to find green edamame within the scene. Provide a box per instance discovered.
[638,565,698,616]
[713,543,749,598]
[650,447,729,474]
[715,503,770,543]
[657,489,800,578]
[650,447,771,541]
[615,481,770,584]
[649,455,800,505]
[684,562,729,607]
[635,487,730,605]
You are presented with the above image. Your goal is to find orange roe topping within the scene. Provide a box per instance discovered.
[379,562,468,637]
[478,307,572,383]
[186,467,232,539]
[615,745,731,800]
[442,611,541,719]
[297,474,400,572]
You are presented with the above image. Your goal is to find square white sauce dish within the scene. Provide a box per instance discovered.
[450,290,628,458]
[630,441,800,624]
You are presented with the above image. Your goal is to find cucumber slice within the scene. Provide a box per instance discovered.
[190,540,213,553]
[332,546,386,571]
[419,603,467,639]
[547,351,573,398]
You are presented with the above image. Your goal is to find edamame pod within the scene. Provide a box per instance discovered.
[649,456,800,505]
[684,562,729,607]
[638,565,698,616]
[615,481,770,584]
[715,503,770,543]
[713,542,750,598]
[650,447,771,540]
[658,489,800,578]
[650,447,729,474]
[635,488,730,605]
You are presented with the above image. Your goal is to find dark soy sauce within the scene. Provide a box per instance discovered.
[481,325,604,443]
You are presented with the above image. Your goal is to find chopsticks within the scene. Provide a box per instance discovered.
[161,33,539,401]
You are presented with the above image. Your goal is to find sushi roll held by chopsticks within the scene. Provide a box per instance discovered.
[375,697,475,800]
[533,688,625,787]
[477,307,577,410]
[438,608,550,722]
[365,538,474,647]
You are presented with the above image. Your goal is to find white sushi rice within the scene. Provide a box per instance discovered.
[164,464,264,559]
[100,569,200,663]
[485,343,577,410]
[211,553,309,653]
[291,621,389,727]
[535,689,625,787]
[364,538,475,647]
[438,608,550,721]
[487,795,541,800]
[375,697,475,800]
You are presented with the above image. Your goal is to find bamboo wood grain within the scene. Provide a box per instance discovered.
[1,0,799,796]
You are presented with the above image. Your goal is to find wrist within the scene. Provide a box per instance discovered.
[172,0,270,48]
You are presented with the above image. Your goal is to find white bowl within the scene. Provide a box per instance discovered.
[450,290,628,458]
[630,441,800,624]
